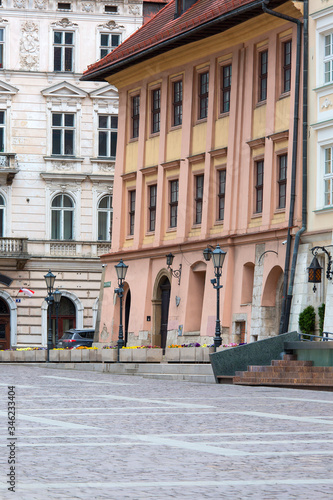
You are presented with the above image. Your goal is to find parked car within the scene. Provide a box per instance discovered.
[57,329,95,349]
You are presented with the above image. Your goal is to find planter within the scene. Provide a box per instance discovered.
[132,349,147,362]
[165,348,180,363]
[1,351,11,362]
[49,350,60,362]
[179,347,196,362]
[146,348,163,363]
[35,350,47,362]
[59,350,71,362]
[102,349,117,363]
[70,350,82,362]
[81,349,90,362]
[119,349,132,362]
[22,351,36,362]
[88,350,98,362]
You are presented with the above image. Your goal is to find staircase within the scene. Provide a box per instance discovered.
[232,354,333,390]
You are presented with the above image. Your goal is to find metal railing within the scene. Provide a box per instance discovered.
[298,332,333,342]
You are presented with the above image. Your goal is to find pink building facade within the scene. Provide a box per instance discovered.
[83,0,304,347]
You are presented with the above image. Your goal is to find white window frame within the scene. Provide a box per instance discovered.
[49,22,78,73]
[97,193,113,241]
[51,111,76,156]
[50,192,75,240]
[0,109,5,153]
[0,190,6,237]
[99,32,121,60]
[97,114,118,158]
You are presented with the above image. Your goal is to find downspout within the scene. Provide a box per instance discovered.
[283,0,308,333]
[261,0,305,334]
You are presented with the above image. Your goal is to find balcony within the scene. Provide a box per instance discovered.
[0,238,30,269]
[49,241,111,257]
[0,153,19,185]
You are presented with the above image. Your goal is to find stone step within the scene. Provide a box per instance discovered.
[236,371,333,380]
[271,360,313,367]
[233,377,333,388]
[283,354,298,361]
[247,365,333,373]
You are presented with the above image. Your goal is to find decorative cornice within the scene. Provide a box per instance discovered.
[247,137,265,149]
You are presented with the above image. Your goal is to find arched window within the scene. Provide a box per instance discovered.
[0,194,5,237]
[51,194,74,240]
[97,195,112,241]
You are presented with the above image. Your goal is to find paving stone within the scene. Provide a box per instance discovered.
[0,365,332,499]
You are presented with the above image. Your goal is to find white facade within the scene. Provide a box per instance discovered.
[0,0,143,347]
[289,0,333,336]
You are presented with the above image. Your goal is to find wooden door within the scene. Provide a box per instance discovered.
[160,281,170,352]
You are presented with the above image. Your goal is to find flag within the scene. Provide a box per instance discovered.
[19,288,35,297]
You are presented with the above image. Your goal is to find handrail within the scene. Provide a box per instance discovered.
[298,332,333,342]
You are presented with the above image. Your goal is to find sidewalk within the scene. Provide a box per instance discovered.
[0,364,332,499]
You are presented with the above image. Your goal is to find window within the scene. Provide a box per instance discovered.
[57,2,71,10]
[53,31,74,72]
[218,169,226,221]
[0,194,5,237]
[169,179,178,228]
[149,184,157,232]
[129,190,136,236]
[198,71,209,119]
[195,175,204,225]
[131,95,140,139]
[278,154,287,209]
[221,64,232,113]
[51,194,74,240]
[151,88,161,134]
[324,147,333,206]
[173,80,182,126]
[0,111,5,152]
[52,113,75,156]
[282,41,292,93]
[324,33,333,84]
[98,195,113,241]
[255,160,264,213]
[105,5,117,13]
[0,29,4,69]
[259,50,268,102]
[100,33,120,59]
[98,115,117,158]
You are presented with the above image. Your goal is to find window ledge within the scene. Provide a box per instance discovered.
[126,235,134,240]
[278,91,291,100]
[170,124,182,131]
[149,132,160,139]
[218,111,230,119]
[214,220,224,226]
[251,213,262,219]
[166,228,177,233]
[313,206,333,214]
[44,156,84,162]
[195,117,207,126]
[255,100,267,108]
[90,157,115,163]
[274,208,286,214]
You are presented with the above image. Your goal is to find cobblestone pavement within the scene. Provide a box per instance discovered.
[0,365,333,499]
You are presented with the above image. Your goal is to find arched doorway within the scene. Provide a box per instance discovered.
[0,298,10,350]
[124,289,131,346]
[51,296,76,343]
[160,279,171,351]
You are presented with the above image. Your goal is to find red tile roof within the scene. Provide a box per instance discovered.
[82,0,288,80]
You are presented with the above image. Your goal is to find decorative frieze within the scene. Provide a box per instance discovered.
[20,21,39,71]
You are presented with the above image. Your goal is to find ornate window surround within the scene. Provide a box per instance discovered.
[49,18,78,74]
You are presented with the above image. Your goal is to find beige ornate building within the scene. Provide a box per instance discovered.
[0,0,143,349]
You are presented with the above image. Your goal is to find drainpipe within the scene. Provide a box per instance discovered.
[261,0,307,334]
[283,0,308,333]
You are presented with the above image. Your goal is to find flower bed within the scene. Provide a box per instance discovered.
[0,342,243,363]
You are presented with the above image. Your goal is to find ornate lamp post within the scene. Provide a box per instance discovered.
[114,259,128,362]
[308,246,333,292]
[165,253,182,285]
[44,269,56,362]
[203,244,227,350]
[53,288,62,348]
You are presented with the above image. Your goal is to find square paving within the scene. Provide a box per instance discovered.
[0,364,333,499]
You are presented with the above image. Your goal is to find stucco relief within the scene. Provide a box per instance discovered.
[321,98,333,110]
[98,163,114,172]
[81,2,94,12]
[53,162,75,171]
[34,0,47,9]
[98,20,125,31]
[52,18,78,28]
[128,5,141,15]
[14,0,26,8]
[0,155,8,168]
[20,22,39,71]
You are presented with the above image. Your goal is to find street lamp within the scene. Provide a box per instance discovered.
[203,244,227,350]
[53,288,62,347]
[308,246,333,292]
[44,269,56,362]
[165,253,182,285]
[115,259,128,362]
